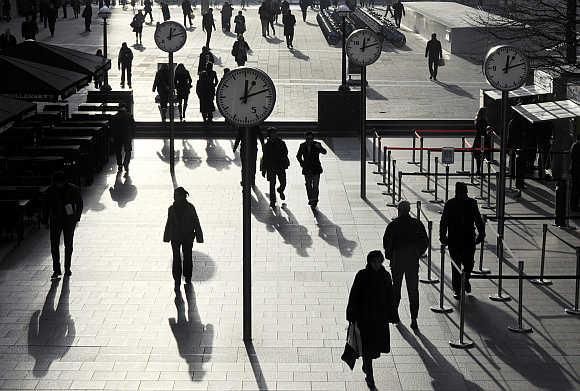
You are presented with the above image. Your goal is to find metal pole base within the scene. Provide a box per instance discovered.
[456,171,471,175]
[386,202,398,207]
[372,170,382,175]
[564,308,580,315]
[429,199,444,204]
[377,182,387,186]
[430,305,453,313]
[530,278,553,286]
[508,325,532,333]
[408,161,419,165]
[421,189,435,194]
[382,191,392,195]
[420,278,439,284]
[449,339,474,349]
[489,294,511,302]
[472,268,491,275]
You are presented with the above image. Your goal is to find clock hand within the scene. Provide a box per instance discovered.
[361,42,379,50]
[168,27,173,40]
[239,88,269,100]
[505,62,525,71]
[171,32,185,37]
[242,79,249,104]
[502,55,510,73]
[361,37,367,52]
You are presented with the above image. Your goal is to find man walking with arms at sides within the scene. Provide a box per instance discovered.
[296,131,327,210]
[440,182,485,298]
[425,33,443,80]
[383,200,428,330]
[392,0,404,28]
[261,127,290,208]
[111,104,135,176]
[202,8,216,48]
[118,42,133,88]
[164,187,204,291]
[42,171,83,280]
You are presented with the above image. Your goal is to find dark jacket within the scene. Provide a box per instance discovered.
[118,46,133,66]
[232,39,250,64]
[282,13,295,35]
[221,3,233,19]
[234,14,246,34]
[174,69,192,95]
[296,140,327,175]
[262,137,289,172]
[440,195,485,249]
[111,110,135,142]
[258,4,270,20]
[163,201,204,243]
[571,141,580,177]
[198,51,214,75]
[181,0,191,14]
[153,68,171,96]
[202,12,215,31]
[346,265,399,358]
[425,38,442,60]
[393,1,404,16]
[42,183,83,224]
[81,4,91,19]
[383,215,428,267]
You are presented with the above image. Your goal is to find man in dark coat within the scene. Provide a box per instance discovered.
[1,0,11,21]
[570,133,580,211]
[425,33,443,80]
[261,127,290,208]
[21,15,38,39]
[298,0,309,22]
[81,1,92,32]
[392,0,404,28]
[233,126,265,187]
[347,250,399,389]
[47,3,58,37]
[181,0,193,27]
[118,42,134,88]
[202,8,216,48]
[296,131,327,209]
[42,171,84,280]
[160,0,170,20]
[258,2,270,37]
[197,46,214,75]
[440,182,485,297]
[221,1,233,31]
[0,28,16,50]
[383,200,428,330]
[144,0,153,22]
[163,187,204,291]
[282,9,295,48]
[111,104,135,175]
[152,64,171,122]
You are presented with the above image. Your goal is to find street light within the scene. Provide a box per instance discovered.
[98,6,112,89]
[336,3,352,92]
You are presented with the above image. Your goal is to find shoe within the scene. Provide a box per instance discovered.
[429,75,432,80]
[410,319,418,330]
[65,270,72,277]
[128,84,132,89]
[120,83,124,88]
[278,189,285,200]
[51,272,61,280]
[184,279,192,286]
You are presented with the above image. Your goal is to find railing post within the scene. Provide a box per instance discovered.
[508,261,533,333]
[532,224,552,285]
[430,157,443,204]
[450,266,474,348]
[483,161,493,209]
[430,245,453,313]
[370,132,377,164]
[422,150,434,194]
[565,248,580,315]
[387,159,397,207]
[490,235,511,302]
[373,137,382,174]
[470,150,475,185]
[398,171,402,202]
[420,221,439,284]
[444,165,450,203]
[472,215,490,274]
[383,150,392,195]
[458,137,469,174]
[419,137,424,172]
[416,200,421,222]
[409,136,417,164]
[378,147,387,186]
[477,160,485,200]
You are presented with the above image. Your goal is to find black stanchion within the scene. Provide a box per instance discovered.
[470,149,475,185]
[378,147,387,186]
[489,235,511,302]
[430,157,443,204]
[416,200,421,222]
[444,165,450,203]
[373,137,382,174]
[397,171,402,202]
[565,248,580,315]
[419,137,424,172]
[430,245,453,313]
[472,215,491,274]
[387,159,397,207]
[370,132,377,164]
[531,224,552,285]
[482,161,493,209]
[477,161,485,200]
[422,150,434,194]
[508,261,533,333]
[457,137,470,175]
[382,150,392,195]
[420,221,439,284]
[449,266,474,348]
[409,137,417,164]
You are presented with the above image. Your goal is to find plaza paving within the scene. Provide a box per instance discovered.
[2,3,487,120]
[0,135,579,390]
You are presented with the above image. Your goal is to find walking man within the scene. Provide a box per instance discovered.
[383,200,428,330]
[282,8,296,48]
[118,42,133,88]
[47,2,58,37]
[82,1,92,32]
[392,0,404,28]
[163,187,204,291]
[425,33,443,80]
[144,0,153,22]
[440,182,485,298]
[202,8,216,48]
[181,0,193,27]
[21,14,38,39]
[221,1,233,31]
[153,64,171,122]
[111,104,135,175]
[261,127,289,208]
[42,171,83,280]
[296,131,327,210]
[258,2,270,37]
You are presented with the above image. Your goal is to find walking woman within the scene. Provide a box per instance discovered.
[282,8,295,48]
[346,250,399,389]
[473,107,488,175]
[234,10,245,37]
[231,34,250,66]
[174,63,193,121]
[196,62,218,124]
[131,9,145,45]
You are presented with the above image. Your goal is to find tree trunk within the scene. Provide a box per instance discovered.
[566,0,577,65]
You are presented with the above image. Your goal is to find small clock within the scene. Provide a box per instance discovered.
[154,21,187,53]
[483,45,529,91]
[216,67,276,127]
[346,29,382,67]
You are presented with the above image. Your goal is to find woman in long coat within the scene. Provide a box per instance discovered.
[346,250,399,388]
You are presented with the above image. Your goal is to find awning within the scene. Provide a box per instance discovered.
[0,56,90,101]
[512,100,580,123]
[2,41,111,78]
[484,85,551,101]
[0,96,36,126]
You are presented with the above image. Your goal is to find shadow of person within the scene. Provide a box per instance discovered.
[206,139,233,171]
[132,43,146,52]
[290,48,310,61]
[182,139,203,170]
[265,36,283,44]
[28,278,75,378]
[109,173,138,207]
[250,187,276,233]
[269,203,313,257]
[464,297,574,390]
[433,80,474,99]
[313,209,357,257]
[157,139,181,164]
[396,325,485,390]
[169,285,214,381]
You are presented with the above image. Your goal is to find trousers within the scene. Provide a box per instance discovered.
[304,173,320,204]
[171,241,193,282]
[114,138,132,169]
[50,220,76,273]
[268,169,287,204]
[391,262,419,319]
[428,58,439,79]
[448,245,475,293]
[121,63,132,87]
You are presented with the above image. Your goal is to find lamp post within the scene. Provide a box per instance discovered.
[98,6,112,88]
[336,4,351,92]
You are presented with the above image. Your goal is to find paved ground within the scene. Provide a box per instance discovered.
[0,135,579,390]
[1,3,488,121]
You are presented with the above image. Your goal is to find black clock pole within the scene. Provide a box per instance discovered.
[242,126,252,342]
[169,51,176,174]
[360,65,367,199]
[497,90,508,238]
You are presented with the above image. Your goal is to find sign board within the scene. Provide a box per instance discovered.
[441,147,454,165]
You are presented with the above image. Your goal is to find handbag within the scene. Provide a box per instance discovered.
[341,322,362,370]
[438,58,445,67]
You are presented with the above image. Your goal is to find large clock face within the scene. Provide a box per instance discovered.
[154,21,187,53]
[346,29,382,67]
[216,67,276,127]
[483,45,529,91]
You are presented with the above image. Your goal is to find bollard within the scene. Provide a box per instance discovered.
[373,137,382,174]
[457,137,470,174]
[422,150,434,194]
[416,200,421,222]
[444,165,450,203]
[419,137,424,172]
[565,248,580,315]
[398,171,402,202]
[409,137,417,164]
[378,147,388,186]
[370,132,377,164]
[508,261,533,333]
[472,215,491,274]
[387,160,397,207]
[531,224,552,285]
[430,157,443,204]
[420,221,439,284]
[482,161,493,209]
[477,162,485,200]
[431,245,453,313]
[383,150,392,195]
[489,235,512,302]
[449,267,474,348]
[470,153,476,185]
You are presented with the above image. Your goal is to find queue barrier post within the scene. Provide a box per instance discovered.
[489,235,511,302]
[565,248,580,315]
[470,151,475,185]
[430,157,443,204]
[482,161,493,209]
[409,136,417,164]
[370,132,377,164]
[531,224,552,285]
[477,161,485,200]
[430,245,453,313]
[422,150,434,194]
[373,136,382,174]
[420,220,439,284]
[508,261,533,333]
[449,264,474,348]
[458,137,470,175]
[472,215,491,274]
[382,150,392,195]
[397,171,402,202]
[416,200,421,222]
[444,165,450,203]
[387,159,397,207]
[378,147,387,186]
[508,149,515,190]
[419,137,424,172]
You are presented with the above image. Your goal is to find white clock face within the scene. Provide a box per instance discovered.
[216,67,276,127]
[154,21,187,53]
[483,45,529,91]
[346,29,382,67]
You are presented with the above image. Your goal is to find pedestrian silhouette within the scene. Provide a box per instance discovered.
[152,64,171,122]
[174,63,193,121]
[425,33,443,80]
[232,34,251,66]
[111,103,135,175]
[202,8,216,48]
[296,131,327,210]
[261,127,289,208]
[196,61,218,125]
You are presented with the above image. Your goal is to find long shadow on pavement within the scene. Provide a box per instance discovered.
[314,209,357,257]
